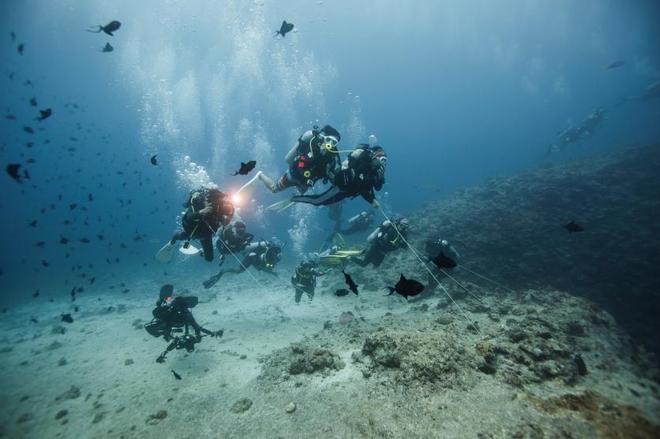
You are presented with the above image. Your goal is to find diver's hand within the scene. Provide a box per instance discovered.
[156,355,166,363]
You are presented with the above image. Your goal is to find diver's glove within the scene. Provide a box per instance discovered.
[156,354,166,363]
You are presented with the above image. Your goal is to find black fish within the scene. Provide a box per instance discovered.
[71,288,76,302]
[36,108,52,121]
[6,163,29,183]
[101,43,114,53]
[334,288,350,297]
[74,306,79,312]
[233,160,256,176]
[59,235,69,245]
[431,252,457,269]
[88,193,94,201]
[604,60,625,70]
[23,80,33,87]
[574,354,588,376]
[342,270,359,295]
[29,97,37,107]
[563,221,584,233]
[17,43,24,55]
[5,114,16,120]
[275,20,294,37]
[80,238,90,244]
[29,220,37,227]
[30,317,38,323]
[41,260,49,267]
[32,290,40,298]
[150,154,158,165]
[171,369,182,380]
[386,274,425,300]
[69,203,77,210]
[24,126,34,134]
[35,241,45,247]
[61,313,74,323]
[88,20,121,36]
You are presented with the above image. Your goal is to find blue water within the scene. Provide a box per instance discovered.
[1,0,659,304]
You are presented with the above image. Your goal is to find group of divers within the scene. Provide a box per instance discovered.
[144,125,462,362]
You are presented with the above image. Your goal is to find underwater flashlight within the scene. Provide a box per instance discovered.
[231,193,242,206]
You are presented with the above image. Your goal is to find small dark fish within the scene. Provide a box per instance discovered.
[71,288,76,302]
[342,270,359,295]
[171,369,182,380]
[80,238,90,244]
[35,241,45,247]
[387,274,425,300]
[23,126,34,134]
[69,203,77,210]
[10,31,16,42]
[233,160,256,176]
[5,114,16,120]
[88,193,94,202]
[30,317,38,323]
[23,80,33,87]
[604,60,625,70]
[334,288,350,297]
[17,43,24,55]
[41,260,49,267]
[275,20,294,37]
[29,220,37,227]
[36,108,52,121]
[61,313,74,323]
[563,221,584,233]
[25,142,33,148]
[59,235,69,245]
[32,290,40,298]
[29,97,37,107]
[88,20,121,36]
[6,163,29,183]
[150,154,158,165]
[101,42,114,53]
[431,252,457,270]
[74,306,79,312]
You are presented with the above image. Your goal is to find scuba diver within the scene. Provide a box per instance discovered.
[203,239,283,289]
[547,107,606,155]
[351,217,410,268]
[144,284,223,363]
[239,125,342,195]
[291,258,325,303]
[155,187,235,263]
[215,220,254,265]
[290,144,387,207]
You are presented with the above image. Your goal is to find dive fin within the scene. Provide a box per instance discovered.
[179,242,200,255]
[155,241,176,263]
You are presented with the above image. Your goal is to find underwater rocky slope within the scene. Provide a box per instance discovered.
[407,142,660,357]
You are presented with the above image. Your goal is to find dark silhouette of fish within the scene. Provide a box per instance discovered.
[101,43,114,53]
[563,221,584,233]
[23,80,33,87]
[150,154,158,165]
[80,238,90,244]
[59,235,69,245]
[35,241,45,247]
[61,313,74,323]
[342,270,359,295]
[604,60,624,70]
[29,97,37,106]
[29,220,37,227]
[24,126,34,134]
[32,290,40,298]
[386,274,425,300]
[334,288,350,297]
[233,160,256,176]
[431,252,457,269]
[69,203,77,210]
[10,31,15,42]
[5,114,16,120]
[88,20,121,36]
[171,370,182,380]
[41,260,49,267]
[17,43,24,55]
[275,20,294,37]
[6,163,29,183]
[36,108,52,121]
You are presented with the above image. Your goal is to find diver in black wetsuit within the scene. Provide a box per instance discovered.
[215,220,254,265]
[351,218,409,268]
[203,239,282,289]
[290,145,387,207]
[291,258,325,303]
[144,285,223,363]
[168,188,235,262]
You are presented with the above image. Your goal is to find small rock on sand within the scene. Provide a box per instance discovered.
[56,385,81,401]
[55,409,68,420]
[230,398,253,414]
[146,410,167,425]
[285,402,296,413]
[124,358,134,366]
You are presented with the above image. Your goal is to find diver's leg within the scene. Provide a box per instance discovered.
[291,187,346,206]
[294,287,303,303]
[200,237,214,262]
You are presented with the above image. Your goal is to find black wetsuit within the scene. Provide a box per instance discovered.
[144,296,219,362]
[170,189,234,262]
[292,263,323,303]
[215,225,254,265]
[352,222,407,268]
[291,146,384,206]
[203,241,281,288]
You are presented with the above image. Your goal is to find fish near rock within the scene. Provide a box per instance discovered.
[88,20,121,36]
[386,274,425,300]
